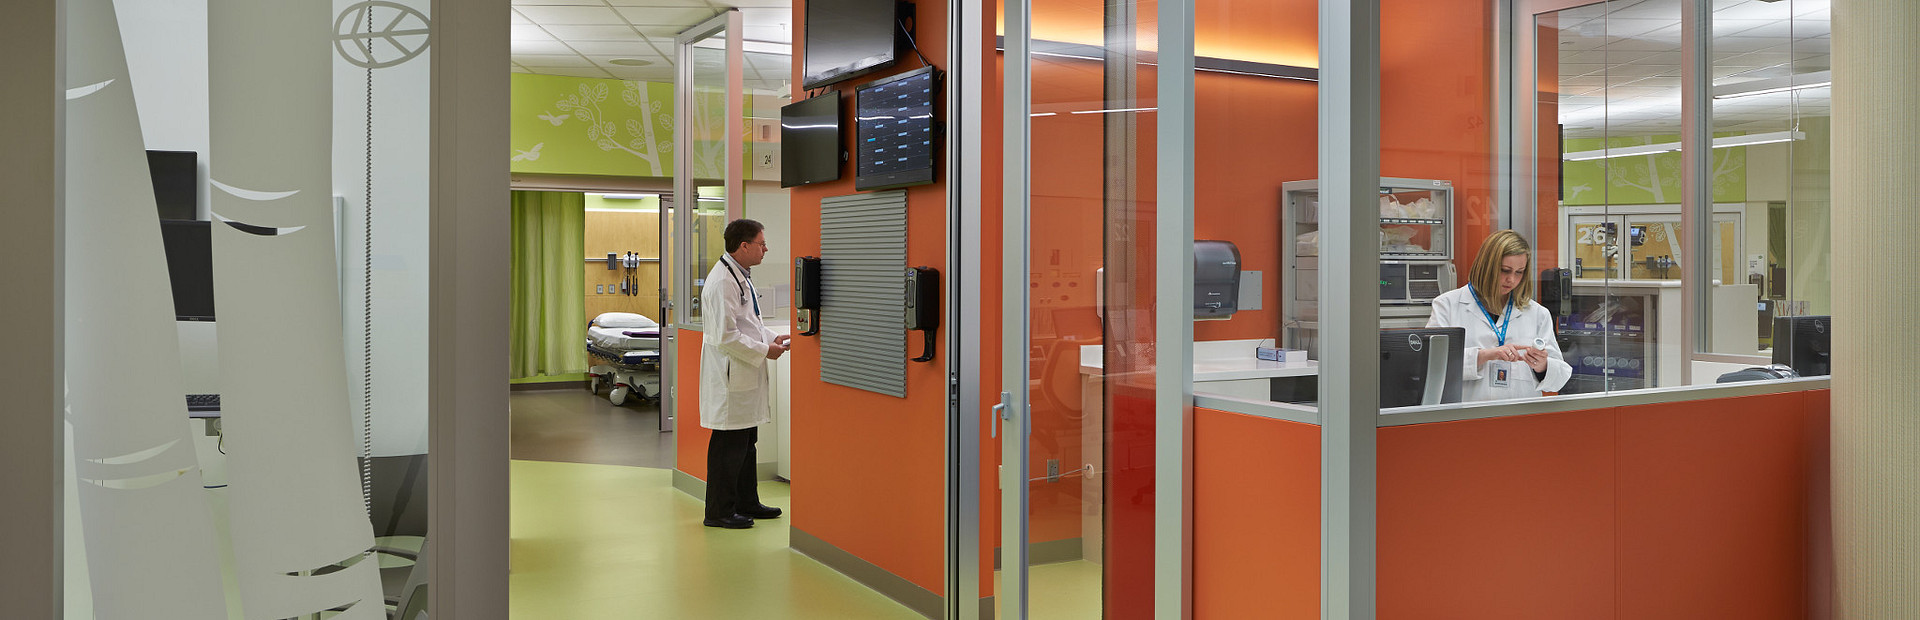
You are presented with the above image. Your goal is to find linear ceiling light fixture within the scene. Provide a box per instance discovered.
[1561,130,1806,161]
[1712,70,1832,100]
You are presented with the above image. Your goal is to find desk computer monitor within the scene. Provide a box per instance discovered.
[1380,327,1465,408]
[1771,315,1830,377]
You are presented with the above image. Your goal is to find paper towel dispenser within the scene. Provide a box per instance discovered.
[1194,240,1242,320]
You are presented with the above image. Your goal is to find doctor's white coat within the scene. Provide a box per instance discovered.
[1427,285,1574,402]
[700,255,777,430]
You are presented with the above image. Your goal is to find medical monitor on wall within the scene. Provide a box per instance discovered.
[1771,315,1830,377]
[802,0,901,90]
[780,91,843,188]
[1379,327,1465,408]
[160,219,216,321]
[854,66,939,191]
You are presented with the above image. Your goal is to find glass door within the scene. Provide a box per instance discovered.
[1004,0,1160,615]
[671,10,745,430]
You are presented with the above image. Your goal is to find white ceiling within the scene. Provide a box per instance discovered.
[511,0,793,92]
[1554,0,1831,138]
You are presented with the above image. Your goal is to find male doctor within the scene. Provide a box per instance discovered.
[699,219,790,529]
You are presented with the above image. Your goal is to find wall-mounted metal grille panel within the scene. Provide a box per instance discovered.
[818,190,908,397]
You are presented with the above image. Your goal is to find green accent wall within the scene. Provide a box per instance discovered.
[511,73,678,177]
[1562,134,1748,205]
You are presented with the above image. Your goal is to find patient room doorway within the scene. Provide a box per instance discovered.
[507,186,675,464]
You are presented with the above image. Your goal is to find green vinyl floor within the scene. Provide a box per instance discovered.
[509,460,923,619]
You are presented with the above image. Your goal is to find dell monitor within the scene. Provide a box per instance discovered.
[802,0,901,90]
[160,219,215,321]
[1771,315,1830,377]
[780,91,843,188]
[148,150,197,221]
[1380,327,1465,408]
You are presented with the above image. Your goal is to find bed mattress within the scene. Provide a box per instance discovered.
[588,325,660,351]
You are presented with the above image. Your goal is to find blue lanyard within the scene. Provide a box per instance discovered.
[1467,284,1512,346]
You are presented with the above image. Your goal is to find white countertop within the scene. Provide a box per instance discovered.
[1079,339,1318,381]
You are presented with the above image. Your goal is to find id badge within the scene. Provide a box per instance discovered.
[1490,361,1512,388]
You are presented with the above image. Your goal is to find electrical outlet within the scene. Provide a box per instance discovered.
[1047,459,1060,482]
[596,284,605,294]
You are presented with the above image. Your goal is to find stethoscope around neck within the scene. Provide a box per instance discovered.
[720,257,753,307]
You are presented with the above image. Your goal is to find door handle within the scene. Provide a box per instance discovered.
[991,391,1011,438]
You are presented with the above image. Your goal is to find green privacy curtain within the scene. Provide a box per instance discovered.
[510,191,587,379]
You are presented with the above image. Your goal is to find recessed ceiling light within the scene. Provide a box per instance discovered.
[608,58,654,67]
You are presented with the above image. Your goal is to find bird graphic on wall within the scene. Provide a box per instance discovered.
[513,142,545,162]
[538,111,569,125]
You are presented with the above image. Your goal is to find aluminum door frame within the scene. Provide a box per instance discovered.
[670,10,744,431]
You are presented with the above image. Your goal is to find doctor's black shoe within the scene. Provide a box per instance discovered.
[739,504,783,520]
[703,514,754,529]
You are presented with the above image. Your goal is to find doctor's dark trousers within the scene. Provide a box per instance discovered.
[705,427,761,520]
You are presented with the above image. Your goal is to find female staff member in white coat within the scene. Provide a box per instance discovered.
[1427,229,1572,402]
[699,219,789,529]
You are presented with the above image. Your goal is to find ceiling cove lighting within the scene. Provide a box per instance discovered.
[1712,70,1832,100]
[1561,130,1806,162]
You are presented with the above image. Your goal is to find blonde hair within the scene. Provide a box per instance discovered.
[1469,230,1534,310]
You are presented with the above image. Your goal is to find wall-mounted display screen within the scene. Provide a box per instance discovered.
[854,67,938,192]
[780,91,843,188]
[802,0,900,90]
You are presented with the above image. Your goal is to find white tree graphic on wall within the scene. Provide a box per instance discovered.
[1605,136,1746,202]
[552,81,674,176]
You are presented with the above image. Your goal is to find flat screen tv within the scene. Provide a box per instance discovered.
[854,66,938,191]
[803,0,901,90]
[780,91,843,188]
[160,219,215,321]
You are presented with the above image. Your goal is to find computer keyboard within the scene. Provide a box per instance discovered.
[186,393,222,412]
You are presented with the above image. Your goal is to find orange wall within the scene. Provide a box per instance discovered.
[1193,410,1321,618]
[675,329,709,479]
[785,0,953,596]
[1192,389,1831,618]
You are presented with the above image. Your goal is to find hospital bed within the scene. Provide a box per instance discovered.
[586,312,662,406]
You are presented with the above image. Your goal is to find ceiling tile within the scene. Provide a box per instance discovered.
[511,24,557,41]
[515,53,598,68]
[615,6,719,25]
[543,24,645,40]
[604,65,679,82]
[510,40,578,54]
[522,66,619,79]
[569,40,665,56]
[513,0,614,5]
[606,0,712,7]
[585,52,674,67]
[511,11,533,25]
[710,0,792,8]
[515,5,625,25]
[1714,1,1794,21]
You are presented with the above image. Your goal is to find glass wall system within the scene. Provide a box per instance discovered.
[1004,0,1834,617]
[671,10,744,433]
[60,0,436,617]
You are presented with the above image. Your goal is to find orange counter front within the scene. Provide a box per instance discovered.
[1194,389,1831,619]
